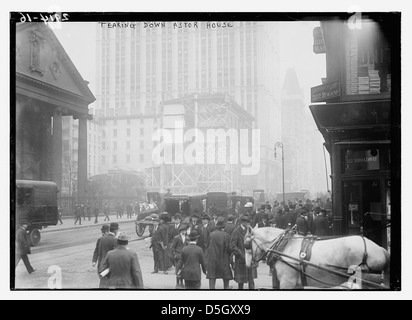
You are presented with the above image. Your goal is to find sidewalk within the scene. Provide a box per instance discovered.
[42,213,138,233]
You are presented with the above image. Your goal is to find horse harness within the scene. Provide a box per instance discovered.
[254,229,372,287]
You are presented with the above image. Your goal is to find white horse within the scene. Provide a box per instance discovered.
[244,226,390,289]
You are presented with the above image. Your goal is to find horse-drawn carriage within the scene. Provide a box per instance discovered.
[134,203,160,237]
[164,193,207,223]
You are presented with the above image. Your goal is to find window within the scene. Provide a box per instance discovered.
[112,155,117,163]
[140,128,144,136]
[140,141,144,149]
[114,120,117,126]
[127,119,130,125]
[139,154,144,162]
[102,142,106,150]
[113,142,117,150]
[113,129,117,137]
[102,155,105,164]
[127,141,130,149]
[127,155,130,163]
[127,128,131,137]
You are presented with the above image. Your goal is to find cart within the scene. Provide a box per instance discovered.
[134,203,159,237]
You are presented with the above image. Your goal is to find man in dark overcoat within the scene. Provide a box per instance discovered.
[15,223,35,274]
[224,214,236,235]
[94,222,119,288]
[150,215,169,274]
[314,209,330,236]
[229,214,257,289]
[206,217,233,289]
[199,213,211,252]
[74,203,82,225]
[296,208,310,236]
[177,230,206,290]
[100,233,144,289]
[170,224,189,288]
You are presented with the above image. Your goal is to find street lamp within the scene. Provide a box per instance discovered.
[274,142,285,205]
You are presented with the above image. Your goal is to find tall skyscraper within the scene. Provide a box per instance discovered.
[95,22,282,196]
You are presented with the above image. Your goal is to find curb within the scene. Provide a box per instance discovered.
[42,218,137,234]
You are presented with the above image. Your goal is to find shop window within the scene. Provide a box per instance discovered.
[343,20,391,97]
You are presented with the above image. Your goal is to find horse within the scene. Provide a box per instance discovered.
[244,226,390,289]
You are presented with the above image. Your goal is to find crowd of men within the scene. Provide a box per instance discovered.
[86,197,333,290]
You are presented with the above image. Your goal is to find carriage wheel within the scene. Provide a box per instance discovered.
[29,229,41,246]
[136,224,145,237]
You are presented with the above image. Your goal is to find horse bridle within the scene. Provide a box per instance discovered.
[245,232,282,267]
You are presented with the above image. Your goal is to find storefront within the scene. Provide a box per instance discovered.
[309,14,399,253]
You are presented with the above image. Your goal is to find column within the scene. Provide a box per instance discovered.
[331,142,343,235]
[77,114,88,200]
[52,107,63,191]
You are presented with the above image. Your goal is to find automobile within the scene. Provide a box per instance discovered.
[15,180,59,246]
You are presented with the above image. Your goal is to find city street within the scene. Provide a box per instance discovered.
[14,215,273,290]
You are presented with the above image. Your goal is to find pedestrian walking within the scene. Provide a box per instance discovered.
[177,230,206,290]
[230,214,257,290]
[100,233,144,289]
[206,217,233,289]
[126,201,133,219]
[170,224,189,288]
[57,206,63,225]
[93,203,100,224]
[92,224,111,288]
[86,202,92,221]
[103,202,110,221]
[15,223,35,274]
[74,203,82,225]
[81,203,86,221]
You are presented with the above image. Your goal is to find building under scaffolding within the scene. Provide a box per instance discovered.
[145,93,256,194]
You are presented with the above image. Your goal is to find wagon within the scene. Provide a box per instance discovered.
[134,203,159,237]
[16,180,59,246]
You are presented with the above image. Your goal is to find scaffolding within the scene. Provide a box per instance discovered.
[145,93,254,194]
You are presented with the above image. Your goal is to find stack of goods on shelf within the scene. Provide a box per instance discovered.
[358,66,370,95]
[369,69,381,94]
[345,36,359,95]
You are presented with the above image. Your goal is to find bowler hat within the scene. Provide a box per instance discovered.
[192,212,201,219]
[201,213,211,220]
[101,224,110,232]
[110,222,119,231]
[268,218,276,224]
[240,214,251,222]
[227,214,235,222]
[179,224,189,231]
[188,230,200,241]
[173,213,182,220]
[160,213,171,222]
[215,217,226,228]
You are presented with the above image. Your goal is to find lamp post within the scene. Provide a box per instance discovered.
[274,142,285,205]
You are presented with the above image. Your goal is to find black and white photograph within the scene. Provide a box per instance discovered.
[5,1,407,300]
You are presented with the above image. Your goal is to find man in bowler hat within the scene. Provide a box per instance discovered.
[170,224,189,288]
[93,222,119,288]
[230,214,257,289]
[177,230,206,290]
[101,233,144,289]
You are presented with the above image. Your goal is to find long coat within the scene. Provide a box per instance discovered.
[93,234,117,273]
[229,226,257,283]
[296,216,309,236]
[16,227,30,255]
[314,215,330,236]
[224,222,236,236]
[170,234,188,262]
[206,229,233,280]
[178,243,206,281]
[101,246,144,289]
